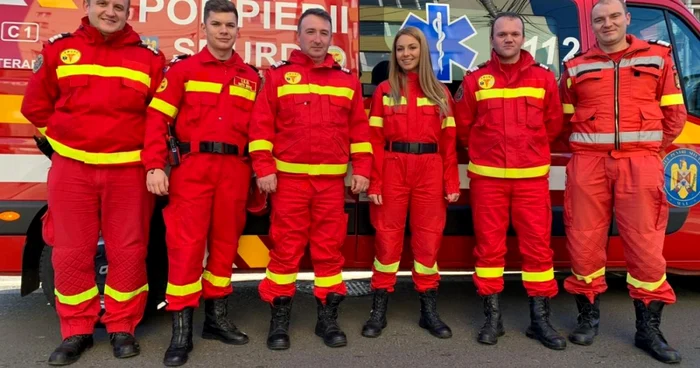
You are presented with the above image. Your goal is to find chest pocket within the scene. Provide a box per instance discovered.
[56,74,89,110]
[182,92,218,127]
[329,95,352,126]
[524,96,545,129]
[279,94,310,126]
[630,65,662,101]
[118,60,150,110]
[475,98,503,128]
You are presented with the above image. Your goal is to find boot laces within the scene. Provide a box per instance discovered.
[272,305,291,327]
[369,296,387,322]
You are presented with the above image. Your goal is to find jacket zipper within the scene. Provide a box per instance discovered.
[614,61,620,150]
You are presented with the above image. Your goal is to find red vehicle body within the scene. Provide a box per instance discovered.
[1,0,699,306]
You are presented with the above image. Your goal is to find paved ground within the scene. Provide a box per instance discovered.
[0,274,698,368]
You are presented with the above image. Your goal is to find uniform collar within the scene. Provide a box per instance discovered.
[489,48,535,72]
[288,49,337,68]
[198,46,244,67]
[76,16,140,45]
[587,34,650,59]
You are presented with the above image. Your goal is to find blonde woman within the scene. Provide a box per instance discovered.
[362,26,460,339]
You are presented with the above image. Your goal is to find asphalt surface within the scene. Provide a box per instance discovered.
[0,274,698,368]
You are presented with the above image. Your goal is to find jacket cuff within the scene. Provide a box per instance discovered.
[255,164,277,178]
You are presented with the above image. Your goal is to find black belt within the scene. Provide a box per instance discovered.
[385,141,438,154]
[178,141,247,156]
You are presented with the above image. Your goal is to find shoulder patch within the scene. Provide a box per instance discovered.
[333,64,351,74]
[536,62,550,71]
[563,51,583,63]
[138,42,159,55]
[648,39,671,48]
[246,63,259,73]
[48,32,72,44]
[271,60,289,69]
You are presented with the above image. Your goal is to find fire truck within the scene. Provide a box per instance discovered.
[1,0,700,310]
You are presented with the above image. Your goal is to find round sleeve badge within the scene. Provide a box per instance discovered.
[157,78,168,93]
[663,148,700,207]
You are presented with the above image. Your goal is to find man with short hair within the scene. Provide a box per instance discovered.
[249,8,372,350]
[142,0,260,365]
[454,12,565,350]
[559,0,686,363]
[21,0,165,365]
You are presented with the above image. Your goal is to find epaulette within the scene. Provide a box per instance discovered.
[138,42,159,55]
[648,39,671,48]
[169,54,190,64]
[271,60,289,69]
[332,64,351,74]
[48,33,72,44]
[465,61,487,75]
[536,62,550,71]
[563,51,583,63]
[246,63,258,73]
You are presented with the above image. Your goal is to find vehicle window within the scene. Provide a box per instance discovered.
[669,13,700,117]
[627,7,670,43]
[358,0,581,96]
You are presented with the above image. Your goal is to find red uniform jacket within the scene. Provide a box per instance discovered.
[560,35,686,154]
[248,50,372,180]
[141,48,260,170]
[454,50,563,179]
[21,17,165,166]
[367,72,459,195]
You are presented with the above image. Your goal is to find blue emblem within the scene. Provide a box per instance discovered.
[663,148,700,208]
[401,3,478,83]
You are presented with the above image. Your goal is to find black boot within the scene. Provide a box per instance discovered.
[418,289,452,339]
[568,295,600,346]
[48,334,93,366]
[477,294,504,345]
[267,296,292,350]
[525,297,566,350]
[634,300,681,364]
[163,308,194,367]
[202,297,249,345]
[315,293,348,347]
[109,332,140,359]
[361,289,389,338]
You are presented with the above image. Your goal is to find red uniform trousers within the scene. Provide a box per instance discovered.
[163,154,251,311]
[370,152,446,292]
[258,176,347,304]
[563,153,676,305]
[470,177,558,297]
[45,154,152,338]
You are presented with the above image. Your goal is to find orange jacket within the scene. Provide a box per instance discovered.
[141,48,260,171]
[21,17,165,166]
[367,72,459,195]
[559,35,686,154]
[454,50,563,179]
[248,50,372,179]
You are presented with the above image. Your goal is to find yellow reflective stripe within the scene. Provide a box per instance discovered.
[166,280,202,297]
[56,65,151,87]
[230,85,256,101]
[202,270,231,288]
[468,162,550,179]
[475,267,504,278]
[104,284,149,302]
[522,268,555,282]
[55,285,99,306]
[350,142,373,154]
[274,158,347,175]
[660,93,684,107]
[249,139,273,152]
[38,127,47,135]
[442,117,456,129]
[373,258,400,273]
[277,84,354,100]
[567,78,572,88]
[45,135,141,164]
[382,96,407,106]
[627,273,667,292]
[315,273,343,287]
[572,267,605,284]
[417,97,437,106]
[149,97,179,118]
[563,103,575,114]
[266,269,297,285]
[475,87,546,101]
[414,260,438,275]
[185,80,222,93]
[369,116,384,128]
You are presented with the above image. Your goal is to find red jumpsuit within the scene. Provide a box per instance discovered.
[559,35,686,305]
[249,50,372,303]
[454,50,563,298]
[20,17,165,338]
[367,73,459,292]
[142,48,260,311]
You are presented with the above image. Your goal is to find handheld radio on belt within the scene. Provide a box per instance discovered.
[166,122,181,166]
